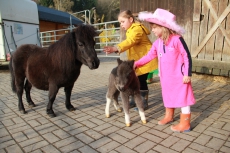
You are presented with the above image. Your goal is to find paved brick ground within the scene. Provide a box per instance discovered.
[0,57,230,153]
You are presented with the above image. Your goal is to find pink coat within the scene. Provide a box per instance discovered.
[135,35,196,108]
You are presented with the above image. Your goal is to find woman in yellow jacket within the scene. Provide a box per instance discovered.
[104,10,158,110]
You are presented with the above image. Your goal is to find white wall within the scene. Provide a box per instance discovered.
[0,0,39,61]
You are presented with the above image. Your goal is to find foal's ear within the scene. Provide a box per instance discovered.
[117,58,122,65]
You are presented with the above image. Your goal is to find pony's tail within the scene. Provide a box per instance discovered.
[9,55,16,93]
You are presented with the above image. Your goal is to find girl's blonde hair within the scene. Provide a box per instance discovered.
[150,23,177,44]
[118,10,135,23]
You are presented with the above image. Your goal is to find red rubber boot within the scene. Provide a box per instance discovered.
[158,108,174,125]
[171,113,191,132]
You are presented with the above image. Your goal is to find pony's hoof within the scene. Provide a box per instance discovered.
[126,123,131,127]
[47,113,56,118]
[20,110,27,114]
[142,120,147,124]
[106,114,110,118]
[68,107,76,112]
[117,108,122,112]
[47,110,56,118]
[28,103,36,108]
[66,105,76,111]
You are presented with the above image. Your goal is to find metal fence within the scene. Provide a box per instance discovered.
[40,28,71,48]
[93,21,120,51]
[40,21,120,56]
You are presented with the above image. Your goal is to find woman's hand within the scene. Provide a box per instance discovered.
[103,46,117,54]
[183,76,191,84]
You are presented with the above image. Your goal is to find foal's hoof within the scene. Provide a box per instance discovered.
[126,123,131,127]
[144,106,149,111]
[105,114,110,118]
[117,108,122,112]
[142,120,147,124]
[19,110,27,114]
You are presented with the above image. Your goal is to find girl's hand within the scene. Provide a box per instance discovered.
[103,46,117,54]
[133,62,136,69]
[183,76,191,84]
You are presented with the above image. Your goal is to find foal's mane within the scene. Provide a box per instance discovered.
[47,25,97,73]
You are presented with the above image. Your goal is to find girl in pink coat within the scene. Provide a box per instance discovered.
[134,8,196,132]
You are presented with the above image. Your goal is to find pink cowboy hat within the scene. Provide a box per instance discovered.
[138,8,185,35]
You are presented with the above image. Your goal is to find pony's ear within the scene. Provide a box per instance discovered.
[129,60,135,68]
[117,58,122,65]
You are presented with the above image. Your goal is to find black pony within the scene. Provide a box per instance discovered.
[9,24,100,117]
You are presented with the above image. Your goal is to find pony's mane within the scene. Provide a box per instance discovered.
[75,24,98,40]
[47,25,97,73]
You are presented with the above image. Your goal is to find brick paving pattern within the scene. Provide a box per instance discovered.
[0,57,230,153]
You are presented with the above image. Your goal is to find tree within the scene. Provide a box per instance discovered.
[40,0,54,7]
[33,0,54,7]
[72,0,96,12]
[70,0,97,24]
[33,0,119,23]
[53,0,74,12]
[96,0,119,22]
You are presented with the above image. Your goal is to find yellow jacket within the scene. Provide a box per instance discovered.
[117,22,158,76]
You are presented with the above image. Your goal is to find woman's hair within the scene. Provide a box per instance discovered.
[118,10,135,23]
[150,23,177,44]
